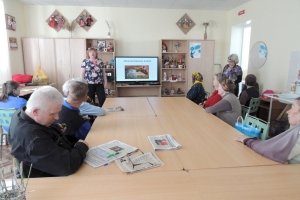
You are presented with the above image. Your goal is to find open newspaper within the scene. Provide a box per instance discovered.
[115,151,164,174]
[84,140,138,168]
[148,134,181,150]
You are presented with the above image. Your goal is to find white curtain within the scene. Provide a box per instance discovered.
[0,0,11,83]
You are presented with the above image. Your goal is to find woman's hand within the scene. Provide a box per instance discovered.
[234,135,249,143]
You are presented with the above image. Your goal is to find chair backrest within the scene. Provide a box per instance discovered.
[205,91,210,99]
[0,109,16,133]
[244,114,270,140]
[241,97,261,118]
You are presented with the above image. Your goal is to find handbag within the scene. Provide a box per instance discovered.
[234,116,260,138]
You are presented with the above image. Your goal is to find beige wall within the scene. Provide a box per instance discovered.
[3,0,26,75]
[227,0,300,93]
[20,5,228,75]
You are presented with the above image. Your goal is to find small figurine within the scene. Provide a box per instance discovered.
[163,72,167,81]
[48,15,57,28]
[79,16,86,27]
[170,89,175,95]
[110,59,115,68]
[86,15,93,27]
[107,42,114,52]
[177,73,182,81]
[162,42,167,52]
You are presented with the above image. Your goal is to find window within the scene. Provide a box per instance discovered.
[0,0,11,83]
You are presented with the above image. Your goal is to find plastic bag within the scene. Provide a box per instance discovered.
[234,116,260,138]
[32,66,48,85]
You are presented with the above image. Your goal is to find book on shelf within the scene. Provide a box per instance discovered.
[115,151,164,174]
[148,134,181,150]
[84,140,138,168]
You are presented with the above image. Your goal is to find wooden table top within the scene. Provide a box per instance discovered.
[27,171,202,200]
[189,164,300,200]
[103,97,156,117]
[74,115,183,176]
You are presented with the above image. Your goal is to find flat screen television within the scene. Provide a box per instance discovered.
[115,56,159,84]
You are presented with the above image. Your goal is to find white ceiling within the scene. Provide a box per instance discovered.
[16,0,251,11]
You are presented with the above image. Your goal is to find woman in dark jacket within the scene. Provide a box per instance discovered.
[186,72,206,104]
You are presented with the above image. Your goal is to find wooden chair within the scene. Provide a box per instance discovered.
[0,108,16,160]
[241,97,261,118]
[244,113,270,140]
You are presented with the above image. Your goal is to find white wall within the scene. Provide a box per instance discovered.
[227,0,300,93]
[3,0,26,75]
[20,6,228,73]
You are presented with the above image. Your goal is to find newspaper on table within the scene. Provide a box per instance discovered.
[115,151,164,174]
[148,134,181,150]
[84,140,138,168]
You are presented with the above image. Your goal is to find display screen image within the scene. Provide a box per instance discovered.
[116,57,158,84]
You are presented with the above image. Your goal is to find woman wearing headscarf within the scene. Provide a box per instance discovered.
[205,79,241,127]
[186,72,206,104]
[222,54,243,96]
[0,80,27,109]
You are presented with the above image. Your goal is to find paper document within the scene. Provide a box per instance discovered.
[148,134,181,150]
[84,140,138,168]
[115,151,164,174]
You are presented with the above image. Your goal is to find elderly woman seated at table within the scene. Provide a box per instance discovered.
[235,97,300,164]
[0,80,27,109]
[239,74,259,106]
[186,72,206,104]
[205,79,241,127]
[202,73,227,108]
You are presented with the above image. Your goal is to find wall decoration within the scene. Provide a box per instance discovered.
[8,37,18,50]
[190,42,201,58]
[105,20,111,38]
[76,9,97,32]
[5,14,16,31]
[45,10,67,32]
[176,13,195,34]
[65,19,77,38]
[201,20,216,40]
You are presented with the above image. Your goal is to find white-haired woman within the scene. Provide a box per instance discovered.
[222,54,243,96]
[235,97,300,164]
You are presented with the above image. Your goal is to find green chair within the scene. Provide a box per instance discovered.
[0,108,16,160]
[244,113,270,140]
[241,97,261,119]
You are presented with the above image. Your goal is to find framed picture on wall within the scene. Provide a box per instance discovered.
[5,14,16,31]
[97,40,106,52]
[9,37,18,50]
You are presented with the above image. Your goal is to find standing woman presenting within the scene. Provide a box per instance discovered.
[81,48,107,107]
[222,54,243,96]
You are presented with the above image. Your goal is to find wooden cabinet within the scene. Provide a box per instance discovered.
[160,39,215,97]
[258,97,287,122]
[22,38,116,96]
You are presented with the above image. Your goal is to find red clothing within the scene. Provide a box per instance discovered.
[203,90,222,108]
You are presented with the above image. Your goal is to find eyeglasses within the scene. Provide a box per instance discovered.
[120,149,153,169]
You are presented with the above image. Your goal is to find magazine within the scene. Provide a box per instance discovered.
[115,151,164,174]
[148,134,181,150]
[84,140,138,168]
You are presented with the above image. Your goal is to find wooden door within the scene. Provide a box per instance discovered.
[55,39,71,93]
[22,38,40,75]
[38,38,57,86]
[187,40,215,94]
[70,39,86,79]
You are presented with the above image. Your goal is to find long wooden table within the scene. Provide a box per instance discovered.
[26,97,294,199]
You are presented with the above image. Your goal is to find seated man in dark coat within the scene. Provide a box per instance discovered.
[8,86,89,178]
[56,80,91,145]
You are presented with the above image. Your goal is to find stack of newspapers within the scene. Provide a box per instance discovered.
[148,134,181,150]
[115,151,164,174]
[84,140,138,168]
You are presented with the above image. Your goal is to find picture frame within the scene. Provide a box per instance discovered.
[9,37,18,50]
[176,13,195,34]
[45,9,66,32]
[97,40,106,52]
[76,9,97,32]
[5,14,16,31]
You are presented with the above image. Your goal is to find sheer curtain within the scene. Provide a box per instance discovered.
[0,0,11,83]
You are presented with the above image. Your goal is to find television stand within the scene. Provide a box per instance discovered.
[116,84,161,97]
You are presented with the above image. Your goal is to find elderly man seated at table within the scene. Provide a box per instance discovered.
[235,97,300,164]
[57,80,91,145]
[205,79,241,127]
[8,86,89,178]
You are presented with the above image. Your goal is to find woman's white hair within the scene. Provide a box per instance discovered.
[228,54,239,64]
[26,86,63,112]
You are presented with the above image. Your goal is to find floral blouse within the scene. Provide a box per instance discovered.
[222,64,243,83]
[81,59,104,84]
